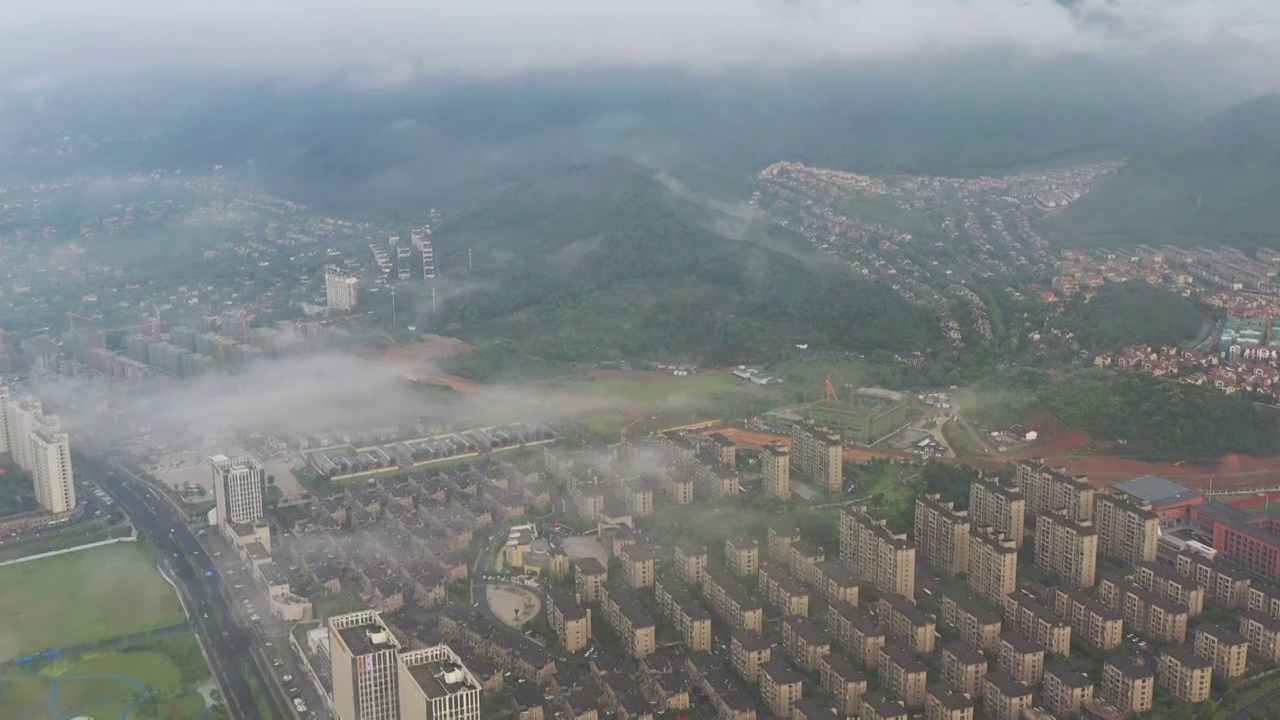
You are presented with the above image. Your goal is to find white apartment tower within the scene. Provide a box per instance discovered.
[398,644,482,720]
[331,611,404,720]
[0,385,9,454]
[211,454,265,526]
[30,422,75,514]
[6,394,43,471]
[326,268,360,311]
[411,226,437,279]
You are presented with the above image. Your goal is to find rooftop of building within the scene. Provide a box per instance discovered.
[760,658,804,685]
[943,641,987,666]
[943,592,1002,623]
[1046,662,1093,688]
[1037,510,1097,535]
[819,651,864,679]
[732,630,773,652]
[793,697,839,718]
[1096,492,1160,519]
[984,669,1032,698]
[861,692,907,717]
[404,656,479,699]
[999,630,1044,655]
[1161,643,1213,670]
[1105,654,1154,680]
[1114,475,1203,507]
[575,557,607,575]
[1242,608,1280,632]
[1195,501,1280,550]
[880,644,928,673]
[334,620,398,658]
[880,593,932,626]
[784,615,830,645]
[1197,624,1247,646]
[927,684,974,709]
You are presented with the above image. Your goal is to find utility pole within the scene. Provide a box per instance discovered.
[390,286,397,328]
[431,286,437,313]
[468,248,473,271]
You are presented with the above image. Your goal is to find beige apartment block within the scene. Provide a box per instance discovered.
[1240,610,1280,663]
[996,631,1045,688]
[818,652,867,716]
[940,592,1002,652]
[1002,593,1072,656]
[1099,578,1188,644]
[878,644,929,708]
[915,493,971,578]
[791,423,843,492]
[601,580,657,659]
[761,563,811,618]
[877,593,937,654]
[1102,655,1154,715]
[730,631,772,683]
[726,538,760,579]
[813,559,860,607]
[574,557,607,604]
[923,685,974,720]
[859,693,909,720]
[1043,663,1094,717]
[840,506,916,598]
[768,522,803,562]
[1016,461,1094,521]
[941,642,988,699]
[759,659,805,718]
[1094,493,1160,565]
[1050,586,1123,651]
[549,589,592,652]
[969,476,1026,546]
[1176,549,1251,608]
[1158,645,1213,704]
[1034,511,1099,588]
[674,542,709,585]
[829,601,886,669]
[982,670,1033,720]
[1134,560,1205,616]
[782,615,832,672]
[1194,625,1249,678]
[762,442,792,500]
[654,575,713,652]
[967,524,1019,602]
[621,543,657,588]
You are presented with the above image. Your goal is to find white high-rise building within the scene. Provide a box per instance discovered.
[30,422,75,514]
[0,385,10,454]
[6,395,42,471]
[211,454,265,526]
[326,269,360,311]
[399,644,482,720]
[331,611,404,720]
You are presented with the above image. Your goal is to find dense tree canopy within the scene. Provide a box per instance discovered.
[1067,282,1203,352]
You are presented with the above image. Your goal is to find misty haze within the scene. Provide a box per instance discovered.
[4,2,1280,720]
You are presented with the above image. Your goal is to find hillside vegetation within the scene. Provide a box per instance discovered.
[1054,93,1280,249]
[431,160,940,372]
[985,369,1280,462]
[1066,283,1203,352]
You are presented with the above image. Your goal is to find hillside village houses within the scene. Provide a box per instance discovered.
[1093,344,1280,398]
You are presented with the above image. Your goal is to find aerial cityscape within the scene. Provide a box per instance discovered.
[6,2,1280,720]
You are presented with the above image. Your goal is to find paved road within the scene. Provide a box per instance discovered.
[76,452,292,720]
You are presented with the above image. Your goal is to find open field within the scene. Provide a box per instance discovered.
[0,544,187,661]
[540,369,780,408]
[0,635,211,720]
[485,584,540,628]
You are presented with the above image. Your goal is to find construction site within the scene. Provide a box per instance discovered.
[767,376,910,445]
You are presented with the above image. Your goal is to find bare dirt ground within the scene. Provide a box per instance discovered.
[154,450,304,499]
[485,583,541,628]
[699,427,791,449]
[560,536,609,565]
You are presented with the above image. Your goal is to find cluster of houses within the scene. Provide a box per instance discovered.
[1093,344,1280,398]
[307,423,555,479]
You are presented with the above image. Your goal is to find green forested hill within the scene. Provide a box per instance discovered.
[429,160,941,370]
[1054,93,1280,249]
[1066,283,1203,352]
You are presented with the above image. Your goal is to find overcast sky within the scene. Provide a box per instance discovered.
[2,0,1278,90]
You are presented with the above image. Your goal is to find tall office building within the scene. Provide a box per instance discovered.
[326,268,360,310]
[761,442,791,500]
[30,421,75,514]
[211,454,265,526]
[398,644,482,720]
[969,476,1026,546]
[331,611,404,720]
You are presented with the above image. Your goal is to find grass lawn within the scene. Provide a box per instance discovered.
[540,371,780,409]
[941,417,985,460]
[0,635,210,720]
[0,543,186,661]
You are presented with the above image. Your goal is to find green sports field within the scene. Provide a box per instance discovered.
[0,543,187,661]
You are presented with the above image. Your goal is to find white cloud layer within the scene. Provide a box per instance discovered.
[1,0,1278,87]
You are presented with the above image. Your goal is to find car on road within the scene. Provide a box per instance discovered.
[283,674,292,681]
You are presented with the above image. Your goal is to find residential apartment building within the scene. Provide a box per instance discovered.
[730,631,772,682]
[1094,493,1160,565]
[1016,461,1094,521]
[761,442,791,500]
[1158,645,1213,704]
[29,422,75,514]
[1034,511,1098,588]
[915,494,970,577]
[967,525,1018,602]
[791,698,837,720]
[1101,655,1154,715]
[1240,609,1280,663]
[212,454,265,527]
[996,631,1045,688]
[941,643,987,699]
[663,470,695,505]
[726,538,760,579]
[1099,577,1188,644]
[813,559,860,607]
[791,423,843,492]
[761,563,810,617]
[1043,663,1094,717]
[621,543,657,588]
[782,615,831,671]
[1176,549,1251,608]
[684,652,756,720]
[924,685,973,720]
[549,589,592,652]
[768,522,802,562]
[703,564,765,633]
[789,541,825,586]
[674,543,708,585]
[1002,593,1072,656]
[654,575,712,651]
[982,670,1033,720]
[859,693,909,720]
[325,267,359,310]
[1050,586,1123,651]
[1194,625,1249,679]
[839,506,916,598]
[969,476,1026,546]
[818,652,867,716]
[329,611,403,720]
[759,659,804,718]
[601,579,657,658]
[877,644,929,708]
[828,601,885,669]
[1248,583,1280,620]
[397,644,483,720]
[940,592,1002,652]
[574,558,607,603]
[1134,560,1204,616]
[877,593,937,654]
